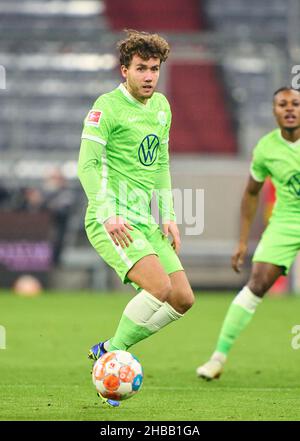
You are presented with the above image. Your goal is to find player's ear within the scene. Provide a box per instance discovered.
[120,65,127,79]
[272,100,276,117]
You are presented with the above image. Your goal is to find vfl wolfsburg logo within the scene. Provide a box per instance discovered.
[288,173,300,198]
[138,134,159,166]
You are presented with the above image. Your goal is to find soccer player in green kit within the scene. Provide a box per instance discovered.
[197,87,300,380]
[78,30,194,406]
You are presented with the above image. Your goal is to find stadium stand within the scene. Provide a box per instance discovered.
[0,1,119,155]
[168,62,237,154]
[104,0,205,32]
[206,0,290,45]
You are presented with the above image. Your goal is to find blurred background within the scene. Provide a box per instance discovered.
[1,0,300,294]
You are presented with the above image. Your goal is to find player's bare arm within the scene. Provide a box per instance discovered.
[232,176,264,273]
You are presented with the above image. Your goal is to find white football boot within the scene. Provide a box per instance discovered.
[196,353,226,380]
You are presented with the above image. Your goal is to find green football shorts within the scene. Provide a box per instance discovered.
[252,221,300,275]
[85,220,183,287]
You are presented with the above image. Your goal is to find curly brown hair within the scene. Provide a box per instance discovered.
[117,29,170,67]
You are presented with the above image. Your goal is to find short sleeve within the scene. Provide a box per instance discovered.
[81,96,114,146]
[250,141,269,182]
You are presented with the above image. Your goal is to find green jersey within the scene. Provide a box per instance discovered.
[78,83,175,225]
[251,128,300,222]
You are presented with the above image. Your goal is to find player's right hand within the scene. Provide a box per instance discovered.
[231,242,247,273]
[104,216,134,248]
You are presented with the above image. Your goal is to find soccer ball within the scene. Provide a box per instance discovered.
[92,350,143,401]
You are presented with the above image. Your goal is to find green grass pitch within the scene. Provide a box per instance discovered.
[1,291,300,421]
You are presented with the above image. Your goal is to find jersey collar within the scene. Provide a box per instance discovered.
[278,130,300,148]
[118,83,149,109]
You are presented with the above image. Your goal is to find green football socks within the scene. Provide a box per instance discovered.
[213,286,262,358]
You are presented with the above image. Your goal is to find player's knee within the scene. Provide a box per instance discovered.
[173,288,195,313]
[151,279,172,302]
[182,289,195,311]
[248,274,269,297]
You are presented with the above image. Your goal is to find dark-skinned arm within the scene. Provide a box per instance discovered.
[232,175,264,273]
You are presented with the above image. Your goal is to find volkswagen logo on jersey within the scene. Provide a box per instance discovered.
[288,172,300,198]
[138,134,160,166]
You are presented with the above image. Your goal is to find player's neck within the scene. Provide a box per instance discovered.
[280,127,300,143]
[124,82,148,105]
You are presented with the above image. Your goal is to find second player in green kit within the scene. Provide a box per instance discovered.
[251,128,300,273]
[197,87,300,380]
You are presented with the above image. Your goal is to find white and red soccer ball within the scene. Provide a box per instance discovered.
[92,350,143,401]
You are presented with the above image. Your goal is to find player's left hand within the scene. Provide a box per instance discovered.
[163,221,181,254]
